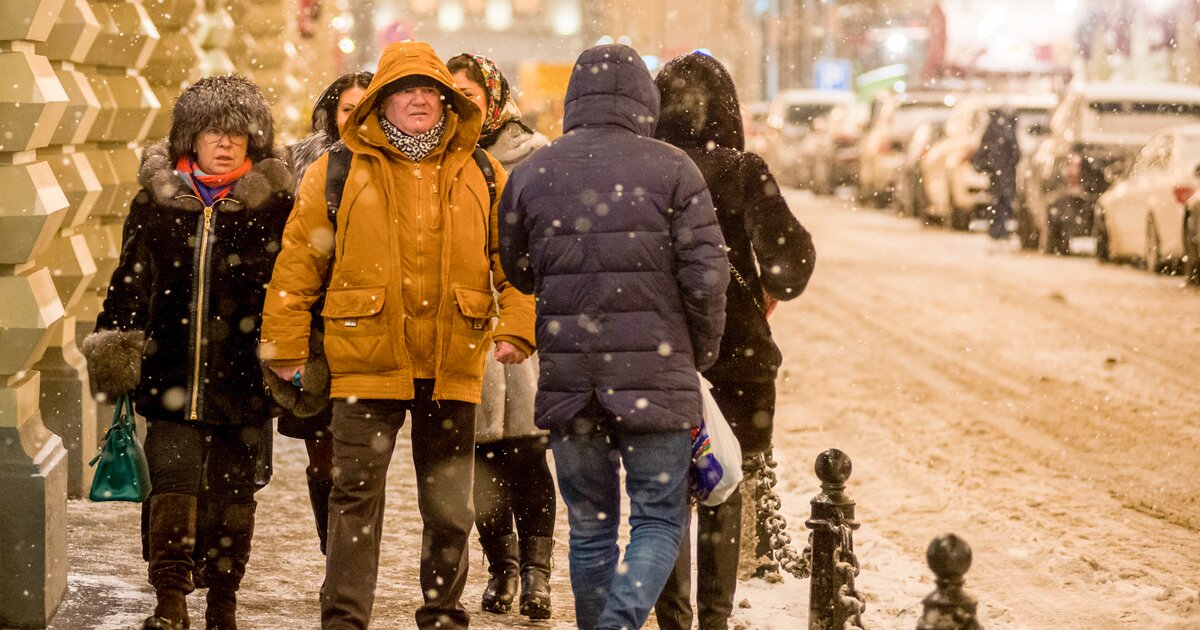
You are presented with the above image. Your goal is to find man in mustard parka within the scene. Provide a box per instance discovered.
[260,41,536,630]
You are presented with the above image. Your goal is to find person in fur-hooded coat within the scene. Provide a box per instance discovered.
[81,74,294,630]
[651,52,816,630]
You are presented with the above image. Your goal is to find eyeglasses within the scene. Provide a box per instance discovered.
[198,128,248,146]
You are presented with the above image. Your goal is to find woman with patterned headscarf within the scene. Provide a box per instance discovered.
[447,52,554,621]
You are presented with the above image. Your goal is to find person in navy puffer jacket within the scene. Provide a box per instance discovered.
[498,44,729,630]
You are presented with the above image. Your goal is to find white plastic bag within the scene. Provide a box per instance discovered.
[688,375,744,507]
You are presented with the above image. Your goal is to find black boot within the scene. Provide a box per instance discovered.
[479,533,519,613]
[306,467,333,555]
[203,501,256,630]
[144,493,197,630]
[518,536,553,620]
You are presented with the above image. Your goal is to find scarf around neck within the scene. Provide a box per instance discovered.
[379,113,446,162]
[175,155,253,207]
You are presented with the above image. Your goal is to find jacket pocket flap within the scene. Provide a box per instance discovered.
[454,286,498,319]
[322,286,386,318]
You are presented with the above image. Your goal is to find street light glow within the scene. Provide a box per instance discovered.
[886,32,908,54]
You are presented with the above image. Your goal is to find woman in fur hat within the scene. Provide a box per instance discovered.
[446,52,555,620]
[82,74,294,630]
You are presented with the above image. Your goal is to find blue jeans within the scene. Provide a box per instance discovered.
[551,405,691,630]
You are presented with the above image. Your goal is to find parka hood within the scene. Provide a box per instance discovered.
[341,41,482,156]
[654,52,745,151]
[562,44,659,137]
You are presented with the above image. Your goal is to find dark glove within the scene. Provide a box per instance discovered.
[262,327,330,418]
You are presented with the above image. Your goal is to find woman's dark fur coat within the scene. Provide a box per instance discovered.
[655,53,816,425]
[85,142,294,425]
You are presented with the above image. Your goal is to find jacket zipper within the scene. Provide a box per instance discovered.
[190,203,215,420]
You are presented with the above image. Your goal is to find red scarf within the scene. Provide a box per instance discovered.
[175,155,253,204]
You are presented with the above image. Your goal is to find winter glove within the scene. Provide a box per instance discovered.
[261,327,330,418]
[80,329,145,401]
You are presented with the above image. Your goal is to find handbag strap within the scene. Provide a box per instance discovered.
[730,263,764,313]
[110,394,135,429]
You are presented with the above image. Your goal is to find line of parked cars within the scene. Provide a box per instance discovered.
[752,81,1200,284]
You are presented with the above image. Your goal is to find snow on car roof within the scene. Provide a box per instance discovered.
[1073,81,1200,103]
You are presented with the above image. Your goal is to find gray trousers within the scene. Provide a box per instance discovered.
[319,380,476,630]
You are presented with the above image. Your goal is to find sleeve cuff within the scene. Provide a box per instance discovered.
[494,334,534,356]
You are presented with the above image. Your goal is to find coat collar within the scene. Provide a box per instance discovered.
[138,141,294,211]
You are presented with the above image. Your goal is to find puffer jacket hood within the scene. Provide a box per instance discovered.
[343,41,482,157]
[654,52,745,151]
[562,44,659,136]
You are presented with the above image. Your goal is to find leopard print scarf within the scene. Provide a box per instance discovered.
[379,112,446,162]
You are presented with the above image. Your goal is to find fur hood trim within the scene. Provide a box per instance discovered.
[287,131,336,192]
[485,120,548,172]
[138,142,295,211]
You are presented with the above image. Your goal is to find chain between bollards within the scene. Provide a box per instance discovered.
[806,448,864,630]
[748,449,812,582]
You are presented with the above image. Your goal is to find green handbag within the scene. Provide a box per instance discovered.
[89,394,152,502]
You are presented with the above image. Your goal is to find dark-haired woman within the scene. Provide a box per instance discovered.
[264,71,372,557]
[446,52,555,620]
[651,53,817,630]
[83,74,294,630]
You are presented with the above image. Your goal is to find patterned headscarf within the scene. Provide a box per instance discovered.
[465,53,511,138]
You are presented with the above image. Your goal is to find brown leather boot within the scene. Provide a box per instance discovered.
[203,501,256,630]
[479,533,519,613]
[143,493,198,629]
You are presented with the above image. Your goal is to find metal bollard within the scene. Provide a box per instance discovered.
[805,448,864,629]
[916,534,982,630]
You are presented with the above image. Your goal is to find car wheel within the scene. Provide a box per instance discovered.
[1094,207,1110,263]
[1017,207,1039,250]
[1145,213,1163,273]
[1041,207,1068,255]
[1184,209,1200,285]
[949,202,970,231]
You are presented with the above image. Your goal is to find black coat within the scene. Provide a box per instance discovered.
[499,44,729,434]
[95,143,294,425]
[655,53,815,384]
[655,52,816,451]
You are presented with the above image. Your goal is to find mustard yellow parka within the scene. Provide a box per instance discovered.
[260,41,536,403]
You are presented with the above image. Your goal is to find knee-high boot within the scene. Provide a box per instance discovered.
[203,501,256,630]
[144,493,198,630]
[479,533,519,613]
[518,536,553,620]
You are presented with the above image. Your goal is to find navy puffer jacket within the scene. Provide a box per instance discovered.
[499,44,729,434]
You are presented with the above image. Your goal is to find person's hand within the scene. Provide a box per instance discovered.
[763,291,780,319]
[494,341,528,364]
[270,364,306,386]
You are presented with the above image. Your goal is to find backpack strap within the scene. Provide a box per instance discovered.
[325,141,352,229]
[325,144,494,231]
[472,147,496,207]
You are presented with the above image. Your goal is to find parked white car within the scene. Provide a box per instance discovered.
[858,90,957,207]
[1023,81,1200,253]
[763,89,857,186]
[1094,124,1200,272]
[920,93,1055,229]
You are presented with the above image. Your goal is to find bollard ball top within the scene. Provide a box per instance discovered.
[815,448,852,484]
[927,533,973,578]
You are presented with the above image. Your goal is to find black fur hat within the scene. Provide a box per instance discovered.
[168,74,275,163]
